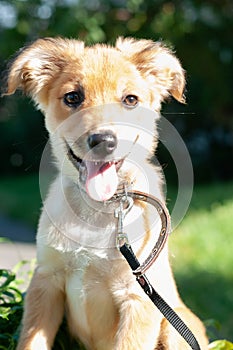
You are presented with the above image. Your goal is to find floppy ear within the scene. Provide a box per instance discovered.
[4,37,84,107]
[116,37,185,104]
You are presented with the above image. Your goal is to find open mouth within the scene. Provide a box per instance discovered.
[67,144,124,202]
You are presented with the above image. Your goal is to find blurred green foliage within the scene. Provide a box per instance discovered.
[0,0,232,181]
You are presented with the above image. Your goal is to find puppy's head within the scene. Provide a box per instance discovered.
[4,37,185,201]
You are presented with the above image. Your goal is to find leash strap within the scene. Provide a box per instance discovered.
[120,243,201,350]
[114,190,201,350]
[115,190,171,275]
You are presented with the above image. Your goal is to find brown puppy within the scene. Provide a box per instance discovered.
[5,37,208,350]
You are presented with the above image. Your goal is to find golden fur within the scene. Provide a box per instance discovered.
[5,37,208,349]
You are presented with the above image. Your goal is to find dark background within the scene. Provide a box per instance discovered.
[0,0,232,182]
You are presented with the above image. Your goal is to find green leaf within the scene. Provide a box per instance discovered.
[208,340,233,350]
[0,270,16,291]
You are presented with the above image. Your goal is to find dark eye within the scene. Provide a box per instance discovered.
[63,89,85,108]
[122,95,139,108]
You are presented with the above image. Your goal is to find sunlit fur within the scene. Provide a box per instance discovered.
[5,37,208,350]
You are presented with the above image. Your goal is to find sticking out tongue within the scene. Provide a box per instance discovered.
[85,161,118,201]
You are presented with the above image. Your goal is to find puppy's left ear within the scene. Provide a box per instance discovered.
[116,37,185,104]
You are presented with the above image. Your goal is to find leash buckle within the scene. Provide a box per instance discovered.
[114,195,133,250]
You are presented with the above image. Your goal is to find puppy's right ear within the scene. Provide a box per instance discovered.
[3,37,84,108]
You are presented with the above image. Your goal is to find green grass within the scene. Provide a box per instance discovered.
[168,183,233,341]
[0,174,41,227]
[0,175,233,344]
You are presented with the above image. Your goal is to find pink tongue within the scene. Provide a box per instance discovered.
[85,162,118,201]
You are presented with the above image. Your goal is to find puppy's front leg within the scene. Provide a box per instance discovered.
[17,268,65,350]
[114,296,162,350]
[157,307,208,350]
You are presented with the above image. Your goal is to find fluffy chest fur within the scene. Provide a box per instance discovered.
[36,176,177,349]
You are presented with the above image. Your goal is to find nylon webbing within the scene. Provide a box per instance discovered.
[120,243,201,350]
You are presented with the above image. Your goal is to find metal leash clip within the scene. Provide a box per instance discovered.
[114,190,171,275]
[114,195,134,250]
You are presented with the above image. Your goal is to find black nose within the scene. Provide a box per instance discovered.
[88,131,117,155]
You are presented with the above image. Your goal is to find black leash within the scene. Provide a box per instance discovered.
[114,190,201,350]
[120,243,201,350]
